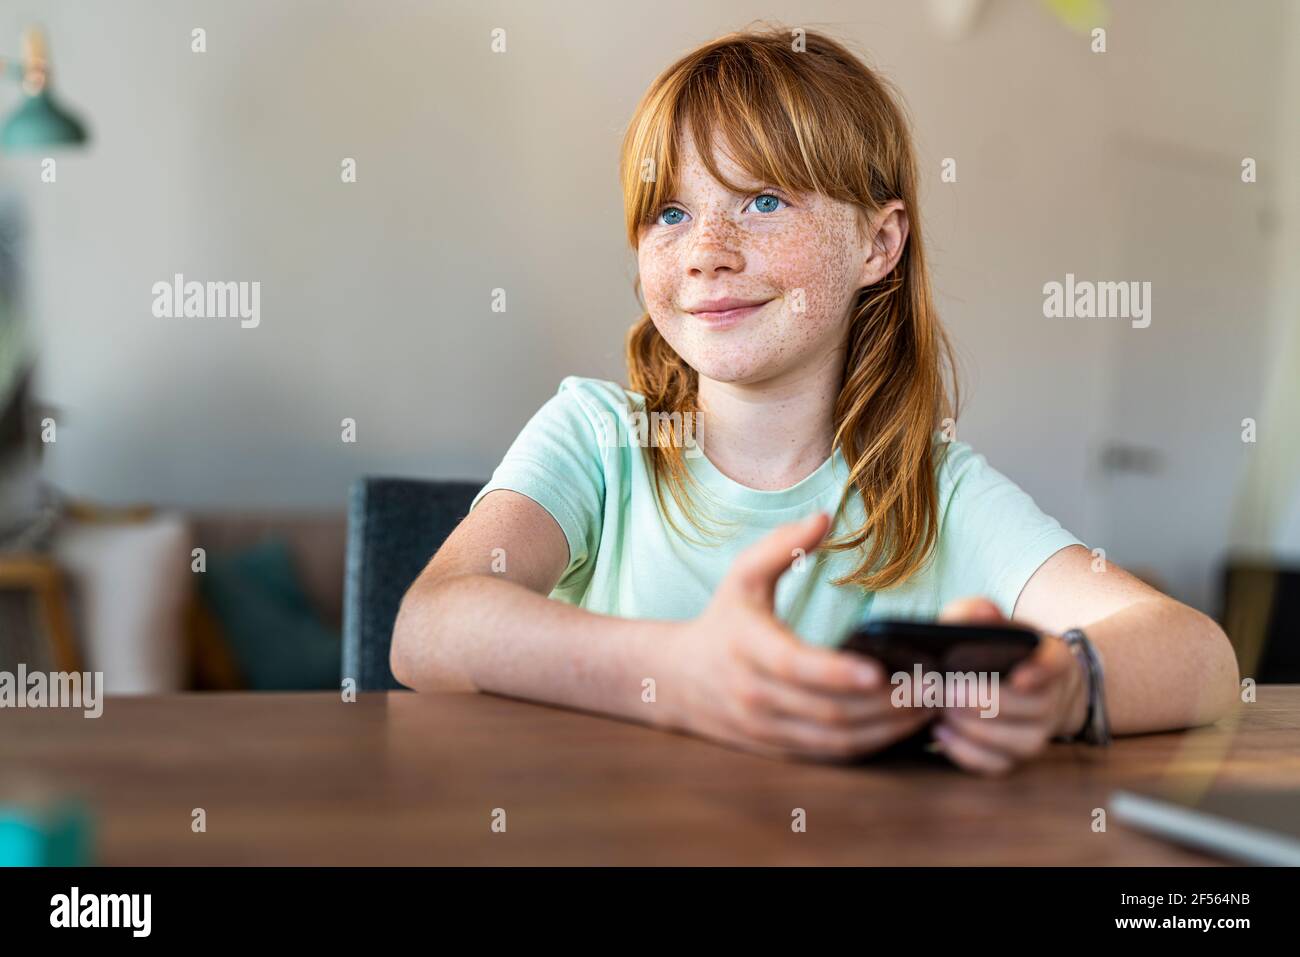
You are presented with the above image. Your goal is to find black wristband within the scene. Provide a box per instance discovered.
[1061,628,1111,746]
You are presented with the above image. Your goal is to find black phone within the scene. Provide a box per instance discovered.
[839,618,1040,678]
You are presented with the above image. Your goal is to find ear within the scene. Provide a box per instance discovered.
[855,200,909,288]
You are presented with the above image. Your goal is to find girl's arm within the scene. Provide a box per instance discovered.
[389,488,680,726]
[1011,544,1241,735]
[390,495,924,761]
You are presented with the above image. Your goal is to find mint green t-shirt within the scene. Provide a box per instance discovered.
[469,376,1085,648]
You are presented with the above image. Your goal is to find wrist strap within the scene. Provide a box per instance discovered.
[1061,628,1111,746]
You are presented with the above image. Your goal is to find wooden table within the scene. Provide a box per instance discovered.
[3,687,1298,865]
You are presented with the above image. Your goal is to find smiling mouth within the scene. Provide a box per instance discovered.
[688,299,773,326]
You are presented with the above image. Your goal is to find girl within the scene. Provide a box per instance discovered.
[391,26,1240,775]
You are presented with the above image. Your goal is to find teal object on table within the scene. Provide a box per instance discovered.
[0,799,93,866]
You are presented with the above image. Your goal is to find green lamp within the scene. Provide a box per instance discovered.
[0,27,88,149]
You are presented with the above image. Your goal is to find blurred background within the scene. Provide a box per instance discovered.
[0,0,1296,693]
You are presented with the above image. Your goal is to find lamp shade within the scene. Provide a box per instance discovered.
[0,90,87,149]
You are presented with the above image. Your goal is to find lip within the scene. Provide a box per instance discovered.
[686,298,773,327]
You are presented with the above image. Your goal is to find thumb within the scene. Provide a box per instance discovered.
[938,595,1004,624]
[721,511,832,608]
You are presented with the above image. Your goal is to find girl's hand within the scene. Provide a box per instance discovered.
[931,596,1087,775]
[662,512,932,762]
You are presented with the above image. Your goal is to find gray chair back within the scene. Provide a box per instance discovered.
[343,477,482,690]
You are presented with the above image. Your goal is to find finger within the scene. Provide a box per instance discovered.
[754,706,933,761]
[937,595,1004,624]
[1010,634,1074,693]
[943,687,1055,722]
[741,618,884,693]
[744,669,921,725]
[941,708,1051,758]
[721,511,832,608]
[941,670,1060,720]
[932,722,1015,775]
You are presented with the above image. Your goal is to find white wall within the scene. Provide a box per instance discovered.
[1228,0,1300,563]
[0,0,1294,612]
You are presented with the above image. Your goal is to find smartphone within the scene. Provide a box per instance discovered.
[839,618,1040,678]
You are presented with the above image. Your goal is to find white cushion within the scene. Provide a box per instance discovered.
[50,514,192,693]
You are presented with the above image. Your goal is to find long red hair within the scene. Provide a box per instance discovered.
[620,24,962,590]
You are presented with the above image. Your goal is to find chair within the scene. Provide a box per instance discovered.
[1220,558,1300,683]
[343,477,483,691]
[0,553,79,672]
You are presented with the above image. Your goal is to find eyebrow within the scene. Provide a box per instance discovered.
[667,180,784,200]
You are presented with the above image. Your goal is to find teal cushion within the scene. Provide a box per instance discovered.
[198,539,340,690]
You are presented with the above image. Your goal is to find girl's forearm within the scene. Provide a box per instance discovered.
[390,573,682,729]
[1082,597,1241,736]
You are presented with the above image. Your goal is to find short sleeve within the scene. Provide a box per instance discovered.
[469,377,608,584]
[934,440,1086,618]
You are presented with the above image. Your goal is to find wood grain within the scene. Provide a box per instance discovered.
[2,687,1297,865]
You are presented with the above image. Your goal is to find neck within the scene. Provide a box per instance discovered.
[695,350,843,491]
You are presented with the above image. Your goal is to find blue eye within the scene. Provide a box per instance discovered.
[748,193,787,213]
[653,191,787,226]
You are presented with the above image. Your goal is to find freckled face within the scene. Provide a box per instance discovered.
[636,128,870,384]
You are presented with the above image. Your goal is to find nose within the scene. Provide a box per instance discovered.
[685,212,745,277]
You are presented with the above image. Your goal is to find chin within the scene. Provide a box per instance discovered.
[679,349,775,384]
[652,321,782,383]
